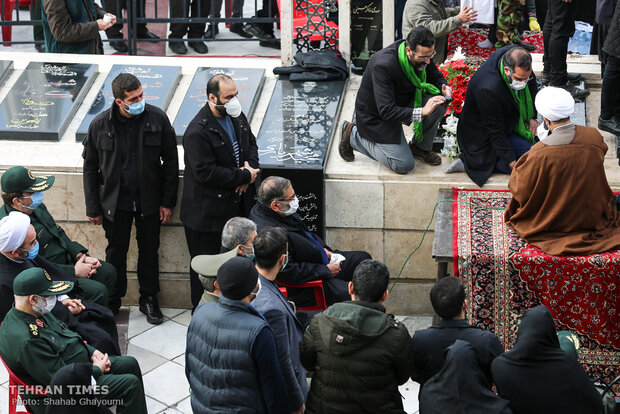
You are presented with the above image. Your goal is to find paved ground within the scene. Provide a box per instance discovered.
[0,307,431,413]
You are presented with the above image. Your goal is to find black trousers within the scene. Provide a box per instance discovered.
[256,0,278,36]
[542,0,576,86]
[601,55,620,120]
[102,211,161,308]
[103,0,149,39]
[184,227,222,309]
[170,0,211,39]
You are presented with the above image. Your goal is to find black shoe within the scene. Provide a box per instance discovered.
[169,40,188,54]
[598,116,620,136]
[109,39,129,53]
[339,121,355,162]
[204,24,218,39]
[188,40,209,54]
[542,72,582,86]
[515,39,536,52]
[243,23,268,39]
[259,37,281,49]
[560,82,590,101]
[139,296,163,325]
[230,23,252,38]
[108,298,121,316]
[409,144,442,165]
[137,29,160,40]
[34,43,45,53]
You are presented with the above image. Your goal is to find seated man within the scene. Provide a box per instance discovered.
[411,276,503,392]
[191,247,237,304]
[505,86,620,255]
[249,176,371,306]
[252,227,307,414]
[339,26,450,174]
[185,257,289,413]
[0,268,147,414]
[0,212,120,355]
[1,166,116,305]
[455,46,539,186]
[300,259,413,413]
[220,217,257,257]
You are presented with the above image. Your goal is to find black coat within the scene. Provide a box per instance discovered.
[603,0,620,58]
[180,105,259,232]
[355,40,447,145]
[457,45,538,187]
[82,103,179,221]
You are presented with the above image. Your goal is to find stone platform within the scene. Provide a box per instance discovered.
[0,52,615,315]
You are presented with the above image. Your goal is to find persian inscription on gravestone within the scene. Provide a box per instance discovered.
[257,79,346,169]
[0,61,13,88]
[0,62,96,141]
[76,65,182,142]
[173,67,265,143]
[350,0,382,70]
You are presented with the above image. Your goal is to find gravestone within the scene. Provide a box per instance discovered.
[0,61,13,88]
[350,0,383,71]
[173,67,265,143]
[0,62,96,141]
[257,79,346,236]
[76,65,182,142]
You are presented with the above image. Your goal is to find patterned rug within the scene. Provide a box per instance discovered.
[447,27,544,66]
[452,188,620,386]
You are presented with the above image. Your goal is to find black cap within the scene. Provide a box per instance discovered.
[216,256,258,300]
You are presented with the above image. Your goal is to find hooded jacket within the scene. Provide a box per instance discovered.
[299,301,413,414]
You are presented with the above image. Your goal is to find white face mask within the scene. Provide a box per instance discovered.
[280,196,299,216]
[224,97,242,118]
[537,121,549,140]
[33,295,56,315]
[510,79,528,91]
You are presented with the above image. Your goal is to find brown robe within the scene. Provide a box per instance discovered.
[505,124,620,256]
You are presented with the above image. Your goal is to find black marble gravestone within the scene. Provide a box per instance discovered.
[257,79,346,236]
[350,0,383,70]
[76,65,182,142]
[0,62,96,141]
[0,61,13,88]
[173,67,265,143]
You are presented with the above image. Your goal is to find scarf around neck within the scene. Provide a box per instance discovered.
[500,59,536,145]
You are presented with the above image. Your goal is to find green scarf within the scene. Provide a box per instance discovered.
[398,42,441,143]
[500,59,536,145]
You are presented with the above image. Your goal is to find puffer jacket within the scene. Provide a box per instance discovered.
[299,301,414,414]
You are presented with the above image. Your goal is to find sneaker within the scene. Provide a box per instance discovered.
[139,296,163,325]
[598,116,620,136]
[188,40,209,54]
[560,82,590,101]
[169,40,188,54]
[409,144,442,166]
[230,23,252,38]
[339,121,355,162]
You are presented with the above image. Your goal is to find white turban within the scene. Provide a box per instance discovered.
[0,211,31,252]
[535,86,574,121]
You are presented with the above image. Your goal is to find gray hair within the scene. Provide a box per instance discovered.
[257,176,291,206]
[198,275,216,293]
[221,217,257,250]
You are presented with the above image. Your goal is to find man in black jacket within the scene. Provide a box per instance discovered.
[339,26,450,174]
[410,276,504,392]
[82,73,179,324]
[249,176,370,307]
[181,74,260,310]
[456,46,539,186]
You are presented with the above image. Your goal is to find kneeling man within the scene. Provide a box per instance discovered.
[505,86,620,255]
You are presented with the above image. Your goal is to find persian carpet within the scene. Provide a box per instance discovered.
[452,188,620,386]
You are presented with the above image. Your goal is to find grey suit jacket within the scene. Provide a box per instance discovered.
[252,274,308,410]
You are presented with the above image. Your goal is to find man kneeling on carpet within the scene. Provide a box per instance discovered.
[505,86,620,256]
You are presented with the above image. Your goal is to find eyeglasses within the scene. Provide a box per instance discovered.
[278,193,296,203]
[415,50,437,60]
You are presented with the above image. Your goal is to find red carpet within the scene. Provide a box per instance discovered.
[452,188,620,387]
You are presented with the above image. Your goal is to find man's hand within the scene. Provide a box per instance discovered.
[91,350,111,374]
[235,183,249,195]
[88,215,103,225]
[327,263,341,277]
[529,119,539,137]
[74,255,93,278]
[82,256,101,277]
[62,298,85,315]
[441,84,452,98]
[323,248,332,261]
[458,6,478,23]
[291,403,305,414]
[242,161,260,184]
[160,207,173,224]
[421,96,446,117]
[508,161,517,170]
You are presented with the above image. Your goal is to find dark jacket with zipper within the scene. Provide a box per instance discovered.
[42,0,105,54]
[180,104,259,232]
[82,103,179,222]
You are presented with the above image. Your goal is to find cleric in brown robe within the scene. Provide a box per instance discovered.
[505,86,620,256]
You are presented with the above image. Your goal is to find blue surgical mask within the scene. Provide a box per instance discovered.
[19,241,39,261]
[21,192,44,210]
[242,244,255,261]
[281,252,289,271]
[123,99,145,116]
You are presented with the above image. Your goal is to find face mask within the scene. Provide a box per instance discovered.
[280,196,299,216]
[281,252,289,271]
[19,241,39,261]
[241,244,255,261]
[33,294,56,315]
[21,192,44,210]
[537,121,549,140]
[224,97,242,118]
[250,279,262,302]
[123,99,145,116]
